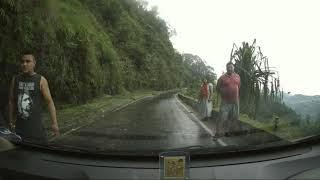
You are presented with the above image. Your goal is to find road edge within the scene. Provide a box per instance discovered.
[175,94,228,146]
[50,90,179,141]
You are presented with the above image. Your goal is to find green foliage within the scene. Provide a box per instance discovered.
[232,42,257,116]
[241,114,320,141]
[231,40,300,123]
[180,53,217,99]
[0,0,216,105]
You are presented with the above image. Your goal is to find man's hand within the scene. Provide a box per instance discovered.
[41,77,60,137]
[9,123,15,132]
[51,123,60,136]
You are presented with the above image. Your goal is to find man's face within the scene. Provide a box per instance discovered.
[21,94,32,113]
[20,55,35,74]
[226,64,234,74]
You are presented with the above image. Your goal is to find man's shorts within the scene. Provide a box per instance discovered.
[220,102,239,122]
[215,101,240,137]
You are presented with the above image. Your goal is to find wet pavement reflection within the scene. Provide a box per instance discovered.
[54,93,219,152]
[54,93,284,153]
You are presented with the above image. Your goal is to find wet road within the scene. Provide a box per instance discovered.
[55,93,219,152]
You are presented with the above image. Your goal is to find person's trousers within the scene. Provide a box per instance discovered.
[215,102,240,136]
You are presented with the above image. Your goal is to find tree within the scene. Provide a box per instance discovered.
[179,53,217,98]
[0,0,217,105]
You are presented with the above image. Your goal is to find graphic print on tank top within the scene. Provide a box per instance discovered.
[17,82,35,120]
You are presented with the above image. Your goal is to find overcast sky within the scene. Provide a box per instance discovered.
[145,0,320,96]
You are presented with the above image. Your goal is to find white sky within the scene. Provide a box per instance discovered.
[145,0,320,96]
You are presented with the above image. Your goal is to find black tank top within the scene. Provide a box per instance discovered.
[14,73,47,142]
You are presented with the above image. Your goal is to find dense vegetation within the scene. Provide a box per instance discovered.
[0,0,309,127]
[181,53,217,98]
[231,40,301,124]
[0,0,216,104]
[2,0,318,141]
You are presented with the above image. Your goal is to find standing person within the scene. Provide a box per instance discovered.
[8,52,60,142]
[214,62,241,139]
[207,81,214,118]
[199,79,210,121]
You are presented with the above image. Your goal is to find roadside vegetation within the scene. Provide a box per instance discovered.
[230,40,320,141]
[1,0,318,141]
[0,0,215,104]
[182,40,320,141]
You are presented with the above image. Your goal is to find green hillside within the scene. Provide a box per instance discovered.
[0,0,215,104]
[284,94,320,120]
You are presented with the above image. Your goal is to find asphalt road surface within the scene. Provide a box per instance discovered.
[54,93,283,153]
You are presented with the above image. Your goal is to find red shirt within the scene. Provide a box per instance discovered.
[200,83,209,98]
[217,73,241,103]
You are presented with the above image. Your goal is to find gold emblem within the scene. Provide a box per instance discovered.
[164,156,185,179]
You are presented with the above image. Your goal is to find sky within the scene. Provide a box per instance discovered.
[145,0,320,96]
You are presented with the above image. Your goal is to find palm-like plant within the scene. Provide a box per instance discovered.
[230,39,282,119]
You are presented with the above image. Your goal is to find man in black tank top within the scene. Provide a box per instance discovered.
[8,53,60,142]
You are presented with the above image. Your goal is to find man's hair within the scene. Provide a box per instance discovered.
[226,62,234,66]
[21,51,36,62]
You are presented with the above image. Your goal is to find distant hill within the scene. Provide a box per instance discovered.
[283,94,320,120]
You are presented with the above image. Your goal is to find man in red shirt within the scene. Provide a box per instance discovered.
[214,62,241,139]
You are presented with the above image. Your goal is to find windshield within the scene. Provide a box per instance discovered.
[1,0,320,155]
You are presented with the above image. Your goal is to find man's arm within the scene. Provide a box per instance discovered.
[208,84,213,101]
[40,77,60,136]
[216,77,221,94]
[8,77,16,131]
[215,78,223,107]
[238,74,241,88]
